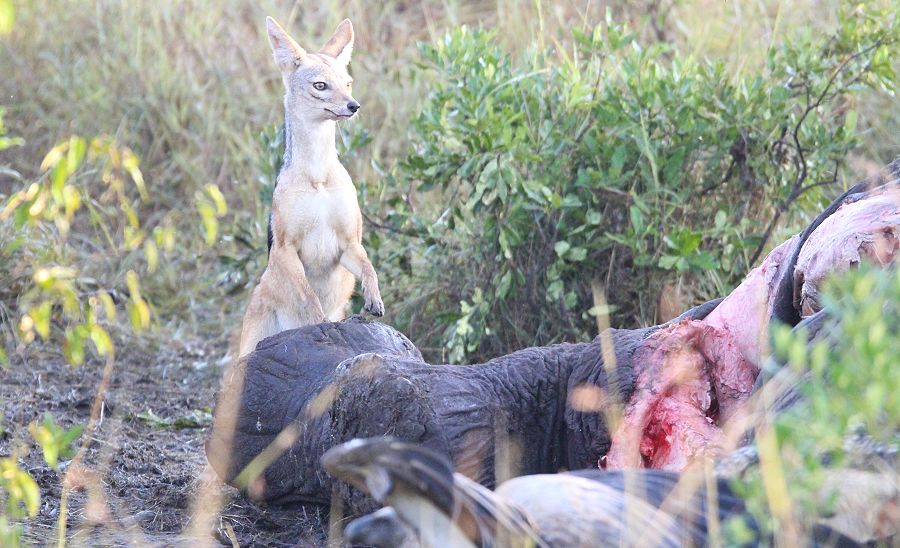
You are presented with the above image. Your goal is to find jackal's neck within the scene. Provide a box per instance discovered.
[282,109,338,184]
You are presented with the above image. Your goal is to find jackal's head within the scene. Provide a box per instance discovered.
[266,17,359,122]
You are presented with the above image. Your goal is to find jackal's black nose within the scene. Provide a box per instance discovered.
[347,101,360,113]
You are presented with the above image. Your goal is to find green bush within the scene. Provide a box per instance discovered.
[0,116,228,365]
[0,136,158,362]
[366,5,899,363]
[0,109,227,546]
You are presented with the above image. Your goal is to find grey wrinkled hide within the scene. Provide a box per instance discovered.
[207,304,719,512]
[206,317,422,506]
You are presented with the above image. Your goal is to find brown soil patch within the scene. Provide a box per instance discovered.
[0,340,330,547]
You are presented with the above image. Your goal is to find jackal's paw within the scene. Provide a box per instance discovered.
[364,295,385,317]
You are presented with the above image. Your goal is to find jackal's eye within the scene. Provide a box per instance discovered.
[313,82,327,91]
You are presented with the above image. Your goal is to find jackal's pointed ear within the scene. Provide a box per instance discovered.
[266,16,306,71]
[319,19,354,67]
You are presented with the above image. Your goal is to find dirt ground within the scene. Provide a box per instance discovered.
[0,337,332,547]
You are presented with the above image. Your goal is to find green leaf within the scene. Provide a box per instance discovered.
[0,0,14,35]
[688,252,718,271]
[30,301,52,340]
[19,473,39,516]
[97,291,116,322]
[714,210,727,229]
[568,247,588,262]
[0,459,39,517]
[90,325,113,356]
[122,150,148,200]
[49,158,69,204]
[497,270,513,299]
[679,231,702,254]
[39,141,66,172]
[198,201,218,246]
[144,239,159,273]
[629,205,645,233]
[844,109,858,135]
[128,299,151,330]
[125,270,142,299]
[771,85,789,104]
[547,279,564,301]
[658,254,680,270]
[63,328,86,365]
[609,145,627,178]
[0,136,24,154]
[154,225,176,252]
[28,413,83,470]
[66,136,86,173]
[62,185,81,218]
[663,147,686,185]
[204,184,228,216]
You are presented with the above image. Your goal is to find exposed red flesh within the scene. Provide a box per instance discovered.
[605,320,756,470]
[605,184,900,472]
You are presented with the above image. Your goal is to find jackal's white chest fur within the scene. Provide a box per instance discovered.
[275,173,359,273]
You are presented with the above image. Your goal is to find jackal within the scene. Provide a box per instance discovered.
[238,17,384,357]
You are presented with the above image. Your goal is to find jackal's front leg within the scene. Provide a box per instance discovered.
[269,242,327,325]
[340,243,384,316]
[238,244,326,357]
